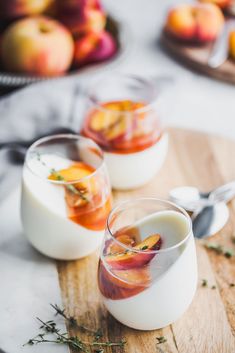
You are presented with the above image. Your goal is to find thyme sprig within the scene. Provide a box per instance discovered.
[50,168,88,202]
[156,336,167,344]
[50,304,99,337]
[36,152,88,202]
[24,304,126,353]
[204,243,234,258]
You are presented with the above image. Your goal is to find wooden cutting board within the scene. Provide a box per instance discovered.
[57,128,235,353]
[162,33,235,84]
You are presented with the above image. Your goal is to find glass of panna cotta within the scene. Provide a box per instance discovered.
[21,134,112,260]
[81,74,168,190]
[98,198,197,330]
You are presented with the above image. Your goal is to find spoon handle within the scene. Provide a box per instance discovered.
[210,181,235,204]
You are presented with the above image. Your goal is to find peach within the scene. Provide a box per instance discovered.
[229,30,235,60]
[48,162,97,207]
[98,262,150,300]
[165,3,224,43]
[0,0,53,19]
[56,0,106,35]
[1,16,74,76]
[73,30,117,67]
[106,234,161,270]
[199,0,232,9]
[107,234,136,254]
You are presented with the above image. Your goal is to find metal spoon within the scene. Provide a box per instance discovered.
[169,182,235,238]
[169,182,235,212]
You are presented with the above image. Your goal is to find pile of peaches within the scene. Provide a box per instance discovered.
[0,0,117,77]
[164,0,235,61]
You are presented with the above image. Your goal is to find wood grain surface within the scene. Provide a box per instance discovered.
[161,33,235,85]
[57,128,235,353]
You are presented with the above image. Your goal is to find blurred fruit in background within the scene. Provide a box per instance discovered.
[0,0,117,77]
[73,30,117,67]
[165,3,224,43]
[198,0,233,10]
[0,0,54,19]
[56,0,106,35]
[1,16,74,76]
[229,30,235,60]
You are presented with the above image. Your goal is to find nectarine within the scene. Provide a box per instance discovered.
[0,0,53,19]
[106,234,161,270]
[56,0,106,35]
[165,3,224,43]
[199,0,232,10]
[229,30,235,60]
[1,16,74,76]
[73,30,117,67]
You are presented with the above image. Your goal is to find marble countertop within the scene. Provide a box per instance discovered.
[0,1,235,353]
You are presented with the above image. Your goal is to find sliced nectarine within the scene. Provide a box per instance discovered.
[98,261,150,300]
[48,162,97,207]
[48,162,94,182]
[106,234,161,270]
[111,267,151,289]
[89,110,121,132]
[107,234,136,254]
[103,117,127,141]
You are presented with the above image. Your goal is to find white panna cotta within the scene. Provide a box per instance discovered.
[82,97,168,190]
[104,133,168,190]
[99,210,197,330]
[21,153,111,260]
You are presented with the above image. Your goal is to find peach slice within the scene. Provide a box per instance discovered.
[89,100,145,142]
[48,162,97,207]
[109,267,151,290]
[89,110,121,132]
[48,162,94,182]
[98,262,150,300]
[103,117,127,141]
[107,234,136,255]
[106,234,161,270]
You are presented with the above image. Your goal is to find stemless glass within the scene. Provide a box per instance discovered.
[81,74,168,190]
[21,134,112,260]
[98,198,197,330]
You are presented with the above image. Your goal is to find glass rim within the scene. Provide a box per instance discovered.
[106,197,192,254]
[87,73,159,115]
[25,134,105,185]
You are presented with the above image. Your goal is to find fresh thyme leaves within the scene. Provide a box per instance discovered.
[141,245,148,250]
[205,243,223,254]
[211,285,216,290]
[156,336,167,344]
[224,249,234,258]
[201,279,208,287]
[204,243,234,258]
[50,304,98,335]
[24,304,126,353]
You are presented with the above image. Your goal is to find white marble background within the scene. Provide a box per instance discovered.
[0,1,235,352]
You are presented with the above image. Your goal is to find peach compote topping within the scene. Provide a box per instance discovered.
[82,100,161,153]
[48,161,111,231]
[98,228,161,300]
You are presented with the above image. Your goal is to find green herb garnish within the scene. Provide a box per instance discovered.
[24,304,126,353]
[201,279,208,287]
[205,243,234,259]
[156,336,167,344]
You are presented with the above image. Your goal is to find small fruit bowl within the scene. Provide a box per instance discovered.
[0,16,128,88]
